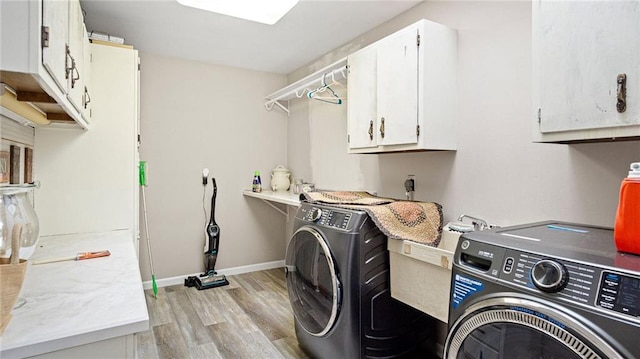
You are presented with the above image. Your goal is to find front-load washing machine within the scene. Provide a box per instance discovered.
[445,221,640,359]
[285,202,436,358]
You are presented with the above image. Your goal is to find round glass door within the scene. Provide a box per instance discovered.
[445,297,622,359]
[285,226,341,337]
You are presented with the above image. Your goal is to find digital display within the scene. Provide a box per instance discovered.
[619,276,640,310]
[329,212,346,227]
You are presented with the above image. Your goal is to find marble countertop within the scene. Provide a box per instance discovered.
[0,230,149,358]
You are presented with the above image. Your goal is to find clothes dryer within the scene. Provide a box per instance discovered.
[446,221,640,359]
[286,202,436,358]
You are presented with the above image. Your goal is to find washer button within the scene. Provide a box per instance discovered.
[503,257,514,273]
[461,240,470,250]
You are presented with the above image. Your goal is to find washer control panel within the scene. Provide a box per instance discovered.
[499,250,640,321]
[456,239,640,322]
[300,206,352,230]
[501,250,598,306]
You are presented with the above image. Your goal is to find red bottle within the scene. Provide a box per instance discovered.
[614,162,640,255]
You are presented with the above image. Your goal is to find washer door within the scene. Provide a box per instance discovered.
[285,226,341,337]
[445,296,623,359]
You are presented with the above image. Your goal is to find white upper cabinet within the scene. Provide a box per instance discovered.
[347,45,378,149]
[533,0,640,143]
[42,0,69,93]
[347,19,457,153]
[0,0,90,129]
[66,0,85,113]
[377,25,420,147]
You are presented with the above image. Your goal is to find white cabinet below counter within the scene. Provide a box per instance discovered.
[347,19,458,153]
[0,230,149,359]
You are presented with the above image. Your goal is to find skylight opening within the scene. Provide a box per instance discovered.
[176,0,300,25]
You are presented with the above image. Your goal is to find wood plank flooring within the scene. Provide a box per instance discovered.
[136,268,310,359]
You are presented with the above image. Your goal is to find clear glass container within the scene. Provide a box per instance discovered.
[0,184,40,261]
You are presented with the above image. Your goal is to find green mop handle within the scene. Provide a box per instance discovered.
[139,160,158,298]
[139,160,147,186]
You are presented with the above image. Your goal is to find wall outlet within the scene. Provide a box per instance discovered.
[202,168,209,185]
[404,175,415,200]
[404,175,415,192]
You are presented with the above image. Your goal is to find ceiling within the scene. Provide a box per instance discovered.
[79,0,423,74]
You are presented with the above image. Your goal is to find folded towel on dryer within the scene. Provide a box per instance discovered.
[301,191,443,246]
[301,191,393,205]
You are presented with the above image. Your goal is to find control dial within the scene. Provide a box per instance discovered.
[309,208,323,222]
[531,259,568,293]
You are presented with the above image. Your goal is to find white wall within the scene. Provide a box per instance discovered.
[287,1,639,228]
[34,44,139,238]
[137,53,288,281]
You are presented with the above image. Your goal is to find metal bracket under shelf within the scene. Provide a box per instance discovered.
[260,199,288,217]
[264,99,290,115]
[243,190,300,218]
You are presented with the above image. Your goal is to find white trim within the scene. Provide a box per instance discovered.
[142,260,285,290]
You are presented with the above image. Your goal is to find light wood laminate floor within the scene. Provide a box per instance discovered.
[136,268,310,359]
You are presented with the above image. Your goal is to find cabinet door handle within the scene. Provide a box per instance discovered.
[70,60,80,88]
[65,44,80,88]
[368,120,374,141]
[65,44,73,80]
[83,86,91,109]
[379,117,385,139]
[617,73,626,113]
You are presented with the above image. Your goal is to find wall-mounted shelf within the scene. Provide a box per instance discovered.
[264,57,347,115]
[243,189,301,216]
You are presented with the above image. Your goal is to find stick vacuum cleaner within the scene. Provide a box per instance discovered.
[185,176,229,290]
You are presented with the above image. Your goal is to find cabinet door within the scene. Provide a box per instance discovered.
[42,0,69,93]
[536,0,639,134]
[347,44,378,149]
[81,22,92,123]
[376,25,419,146]
[66,0,84,112]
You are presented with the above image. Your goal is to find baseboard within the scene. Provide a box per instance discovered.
[142,260,285,290]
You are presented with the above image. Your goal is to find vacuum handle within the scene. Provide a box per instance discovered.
[210,178,217,223]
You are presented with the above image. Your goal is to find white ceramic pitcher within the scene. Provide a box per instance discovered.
[270,165,291,192]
